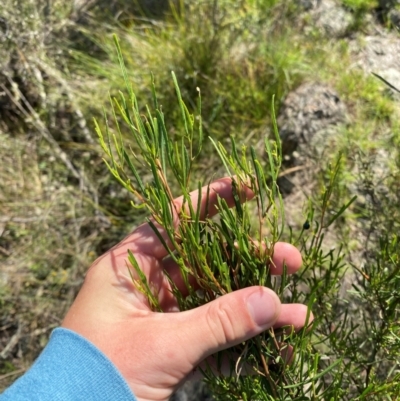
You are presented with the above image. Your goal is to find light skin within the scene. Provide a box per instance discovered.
[62,177,311,401]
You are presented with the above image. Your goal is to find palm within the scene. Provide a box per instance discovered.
[63,178,309,401]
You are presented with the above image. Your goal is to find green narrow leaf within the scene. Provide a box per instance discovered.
[250,146,265,213]
[113,35,133,98]
[194,180,202,242]
[230,136,248,173]
[271,95,282,162]
[196,87,203,156]
[147,219,178,262]
[326,195,357,227]
[171,71,189,136]
[122,149,146,195]
[283,359,342,389]
[151,72,159,109]
[127,250,162,311]
[157,110,176,175]
[210,138,232,177]
[181,138,188,186]
[372,72,400,93]
[94,118,110,157]
[264,137,277,181]
[231,178,244,219]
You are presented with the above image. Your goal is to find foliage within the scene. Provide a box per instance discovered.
[71,0,310,143]
[95,38,400,399]
[341,0,378,12]
[1,0,399,399]
[96,40,318,398]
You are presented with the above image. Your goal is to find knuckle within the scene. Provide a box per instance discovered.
[206,301,241,346]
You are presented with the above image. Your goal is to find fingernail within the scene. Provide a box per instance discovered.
[247,289,279,328]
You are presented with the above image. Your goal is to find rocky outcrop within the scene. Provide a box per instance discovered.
[304,0,353,37]
[350,32,400,97]
[276,81,347,227]
[278,82,347,163]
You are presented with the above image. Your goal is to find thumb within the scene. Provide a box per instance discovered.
[181,286,281,364]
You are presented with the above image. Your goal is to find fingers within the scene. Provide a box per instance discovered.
[119,177,254,260]
[168,286,311,371]
[273,304,314,332]
[270,242,302,275]
[171,176,253,221]
[162,241,302,296]
[180,287,282,364]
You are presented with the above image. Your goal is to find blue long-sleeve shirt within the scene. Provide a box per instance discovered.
[1,328,137,400]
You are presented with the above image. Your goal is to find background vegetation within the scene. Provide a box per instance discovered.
[0,0,399,399]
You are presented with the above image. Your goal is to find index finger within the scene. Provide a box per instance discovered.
[120,176,254,259]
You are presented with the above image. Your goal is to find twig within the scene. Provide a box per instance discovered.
[1,78,97,201]
[372,72,400,94]
[0,216,43,223]
[1,82,81,181]
[0,246,10,256]
[278,164,308,178]
[33,58,95,145]
[0,368,27,382]
[22,324,58,339]
[260,351,277,398]
[0,323,23,359]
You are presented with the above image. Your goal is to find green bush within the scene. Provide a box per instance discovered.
[1,0,399,398]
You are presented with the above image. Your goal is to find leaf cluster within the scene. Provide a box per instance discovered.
[96,39,351,400]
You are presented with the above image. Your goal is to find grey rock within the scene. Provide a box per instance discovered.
[388,8,400,28]
[277,82,347,196]
[348,148,394,210]
[278,82,347,162]
[350,33,400,97]
[298,0,316,11]
[303,0,353,37]
[170,381,214,401]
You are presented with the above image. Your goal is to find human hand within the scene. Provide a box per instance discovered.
[62,177,311,401]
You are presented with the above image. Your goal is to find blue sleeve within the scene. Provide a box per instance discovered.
[0,328,137,401]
